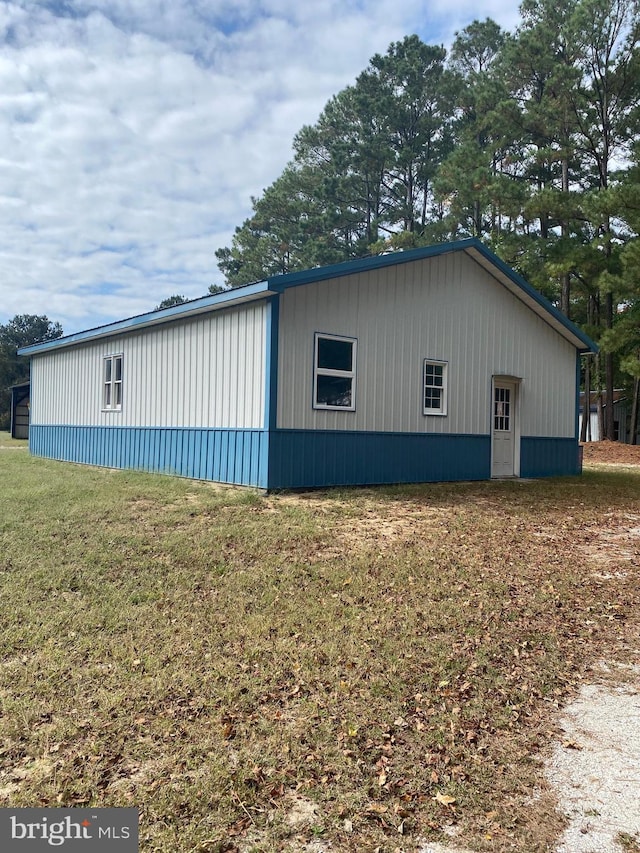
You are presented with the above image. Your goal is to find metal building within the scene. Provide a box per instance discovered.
[18,239,597,489]
[10,382,30,439]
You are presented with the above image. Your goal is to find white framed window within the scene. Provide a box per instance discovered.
[313,333,356,410]
[103,354,123,411]
[423,359,447,416]
[494,386,511,431]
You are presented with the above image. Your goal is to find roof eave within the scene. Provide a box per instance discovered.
[18,238,598,357]
[265,237,478,291]
[464,243,599,354]
[265,238,597,354]
[18,281,274,356]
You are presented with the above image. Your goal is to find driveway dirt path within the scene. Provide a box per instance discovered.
[546,668,640,852]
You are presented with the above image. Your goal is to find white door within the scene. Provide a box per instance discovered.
[491,381,516,477]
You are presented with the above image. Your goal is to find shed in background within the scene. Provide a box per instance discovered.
[10,382,30,439]
[579,390,639,444]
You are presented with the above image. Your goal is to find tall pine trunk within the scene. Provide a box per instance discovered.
[560,156,571,318]
[630,377,640,446]
[605,291,615,440]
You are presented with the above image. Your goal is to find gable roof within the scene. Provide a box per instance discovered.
[18,238,597,356]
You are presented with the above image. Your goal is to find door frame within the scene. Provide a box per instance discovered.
[490,375,521,478]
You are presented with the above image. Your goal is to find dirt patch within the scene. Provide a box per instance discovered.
[283,795,321,830]
[582,440,640,466]
[267,494,453,556]
[0,757,54,800]
[578,513,640,568]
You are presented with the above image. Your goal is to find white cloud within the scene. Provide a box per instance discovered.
[0,0,520,334]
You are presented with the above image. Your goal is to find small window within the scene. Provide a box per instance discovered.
[494,386,511,431]
[314,333,356,410]
[423,359,447,416]
[103,354,123,411]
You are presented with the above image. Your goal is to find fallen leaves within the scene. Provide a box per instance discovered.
[3,458,640,853]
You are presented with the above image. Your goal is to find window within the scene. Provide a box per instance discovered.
[423,359,447,416]
[494,386,511,431]
[103,354,123,411]
[314,333,356,410]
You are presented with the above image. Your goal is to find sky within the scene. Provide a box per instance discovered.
[0,0,522,335]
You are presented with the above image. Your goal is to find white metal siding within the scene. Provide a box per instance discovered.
[277,252,577,437]
[31,302,266,429]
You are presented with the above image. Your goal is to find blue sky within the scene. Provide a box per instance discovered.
[0,0,521,334]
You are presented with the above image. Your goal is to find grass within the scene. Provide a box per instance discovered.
[0,432,26,448]
[1,432,639,851]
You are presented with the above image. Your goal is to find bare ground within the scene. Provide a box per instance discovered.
[581,440,640,466]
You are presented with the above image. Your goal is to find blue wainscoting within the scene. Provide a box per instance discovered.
[29,426,581,489]
[520,436,581,478]
[29,425,268,488]
[267,430,492,489]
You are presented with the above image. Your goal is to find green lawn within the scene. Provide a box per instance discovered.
[0,433,27,449]
[1,433,638,852]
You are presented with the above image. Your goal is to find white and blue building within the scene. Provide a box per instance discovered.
[18,239,596,489]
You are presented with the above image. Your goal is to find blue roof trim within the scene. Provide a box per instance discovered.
[265,238,478,291]
[18,280,272,355]
[265,237,597,354]
[469,242,598,354]
[18,237,597,356]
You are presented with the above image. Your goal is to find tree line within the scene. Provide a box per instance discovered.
[215,0,640,441]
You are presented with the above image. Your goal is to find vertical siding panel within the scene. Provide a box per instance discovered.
[170,428,178,474]
[218,316,227,426]
[177,428,185,475]
[126,428,134,469]
[156,429,165,473]
[243,432,252,483]
[183,324,192,429]
[250,432,259,486]
[210,431,219,481]
[145,429,154,471]
[216,316,226,426]
[126,428,132,469]
[202,317,211,428]
[188,430,196,478]
[203,431,212,480]
[195,320,203,429]
[233,312,243,427]
[193,430,201,479]
[176,325,185,428]
[221,431,229,481]
[229,430,238,483]
[165,429,173,474]
[230,430,239,482]
[136,428,143,469]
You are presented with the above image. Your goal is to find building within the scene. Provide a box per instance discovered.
[18,238,597,489]
[579,390,638,443]
[10,382,30,439]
